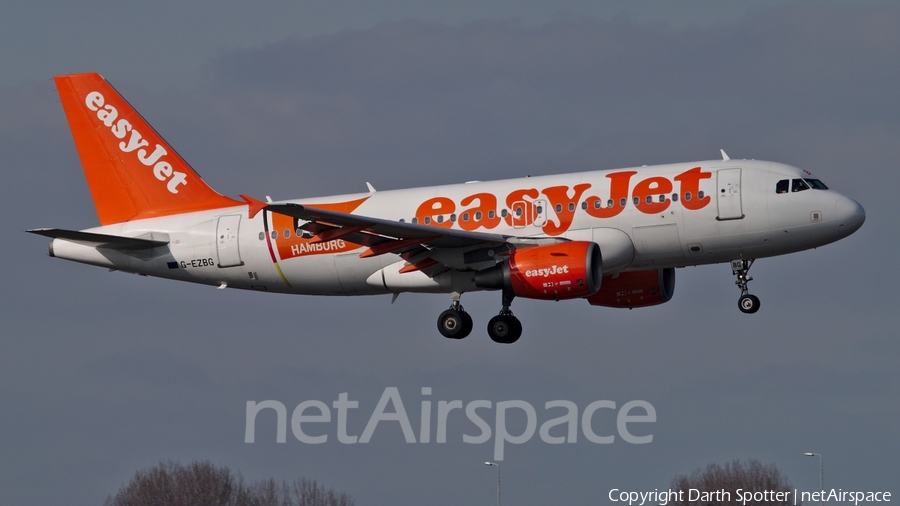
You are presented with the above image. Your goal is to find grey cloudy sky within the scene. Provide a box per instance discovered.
[1,1,897,505]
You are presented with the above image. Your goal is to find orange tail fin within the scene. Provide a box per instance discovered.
[54,73,240,225]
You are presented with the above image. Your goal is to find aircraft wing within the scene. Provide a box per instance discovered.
[248,195,566,273]
[265,202,509,250]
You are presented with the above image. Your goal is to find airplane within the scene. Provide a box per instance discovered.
[29,73,866,344]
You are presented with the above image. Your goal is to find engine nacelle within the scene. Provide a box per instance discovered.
[586,268,675,308]
[475,241,602,300]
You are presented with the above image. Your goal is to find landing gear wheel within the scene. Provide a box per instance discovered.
[438,291,473,340]
[738,294,761,314]
[487,314,522,344]
[438,309,472,339]
[731,259,761,315]
[460,311,473,338]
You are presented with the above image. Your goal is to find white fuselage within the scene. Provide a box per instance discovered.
[49,159,865,296]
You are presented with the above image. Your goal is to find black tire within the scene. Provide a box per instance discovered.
[438,309,466,338]
[738,294,761,314]
[506,317,522,344]
[460,311,473,339]
[438,309,463,339]
[487,314,522,344]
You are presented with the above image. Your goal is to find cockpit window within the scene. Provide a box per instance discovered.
[804,178,828,190]
[775,179,789,194]
[791,179,810,192]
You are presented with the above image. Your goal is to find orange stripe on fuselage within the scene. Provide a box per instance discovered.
[271,197,370,261]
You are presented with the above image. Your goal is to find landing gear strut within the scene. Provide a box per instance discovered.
[732,258,761,314]
[437,292,473,339]
[487,290,522,344]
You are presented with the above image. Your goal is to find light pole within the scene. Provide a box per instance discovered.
[804,452,823,506]
[484,461,500,506]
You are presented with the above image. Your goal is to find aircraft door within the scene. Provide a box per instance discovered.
[716,168,744,220]
[216,215,243,267]
[511,201,528,228]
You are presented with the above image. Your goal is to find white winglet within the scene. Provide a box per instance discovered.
[366,182,376,193]
[720,149,730,161]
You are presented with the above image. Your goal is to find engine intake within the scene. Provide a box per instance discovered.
[476,241,602,300]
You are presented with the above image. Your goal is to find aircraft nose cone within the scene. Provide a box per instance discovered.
[835,195,865,235]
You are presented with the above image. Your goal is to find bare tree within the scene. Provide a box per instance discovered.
[104,461,354,506]
[670,459,797,506]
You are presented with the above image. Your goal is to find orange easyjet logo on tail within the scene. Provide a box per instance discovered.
[84,91,188,194]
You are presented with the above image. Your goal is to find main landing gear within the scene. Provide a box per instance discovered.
[487,290,522,344]
[732,258,761,314]
[436,290,522,344]
[437,292,473,339]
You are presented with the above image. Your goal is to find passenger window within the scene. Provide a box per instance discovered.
[555,204,562,213]
[620,198,626,207]
[568,203,575,211]
[582,202,588,210]
[607,199,613,208]
[475,211,482,220]
[501,209,508,218]
[436,215,444,223]
[685,192,692,201]
[633,197,639,205]
[776,179,789,194]
[450,214,456,222]
[424,216,431,224]
[270,231,277,240]
[791,179,810,192]
[672,193,678,202]
[488,210,495,219]
[698,191,705,199]
[412,217,418,224]
[258,232,265,241]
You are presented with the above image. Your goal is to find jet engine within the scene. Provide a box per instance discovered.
[475,241,602,300]
[585,268,675,308]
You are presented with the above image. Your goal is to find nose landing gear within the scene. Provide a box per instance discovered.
[732,258,761,314]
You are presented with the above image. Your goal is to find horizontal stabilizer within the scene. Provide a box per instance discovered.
[27,228,169,250]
